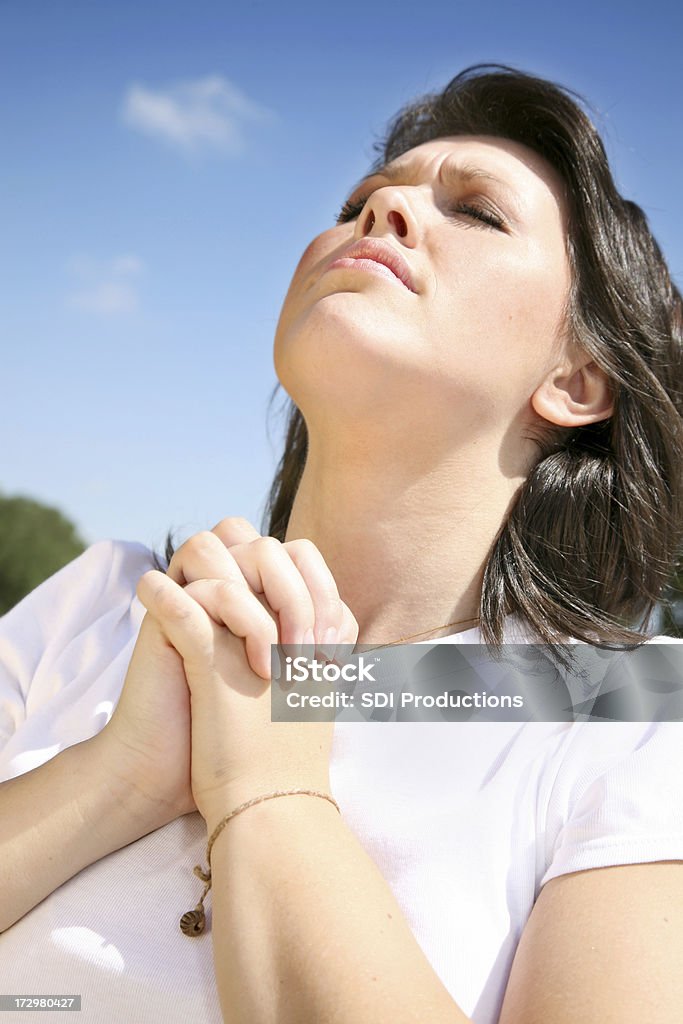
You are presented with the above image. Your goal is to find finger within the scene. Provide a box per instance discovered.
[210,516,263,550]
[166,530,253,591]
[282,538,347,653]
[338,602,360,648]
[225,536,316,648]
[182,578,278,681]
[136,570,217,673]
[328,602,360,664]
[226,536,347,652]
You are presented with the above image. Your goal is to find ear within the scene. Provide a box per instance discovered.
[531,356,614,428]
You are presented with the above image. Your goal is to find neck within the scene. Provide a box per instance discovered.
[284,433,526,648]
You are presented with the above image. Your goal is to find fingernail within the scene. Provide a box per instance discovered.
[303,628,316,655]
[319,626,338,661]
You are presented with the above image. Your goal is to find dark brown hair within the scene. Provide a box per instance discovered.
[157,64,683,651]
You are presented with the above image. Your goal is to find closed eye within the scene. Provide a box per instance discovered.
[453,202,506,231]
[336,196,368,224]
[336,194,507,232]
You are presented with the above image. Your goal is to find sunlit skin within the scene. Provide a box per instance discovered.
[6,127,673,1024]
[274,136,614,646]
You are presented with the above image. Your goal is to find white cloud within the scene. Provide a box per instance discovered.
[110,254,145,276]
[120,74,271,156]
[69,281,137,315]
[66,253,145,316]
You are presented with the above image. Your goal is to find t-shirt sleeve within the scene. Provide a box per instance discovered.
[0,539,156,782]
[540,636,683,889]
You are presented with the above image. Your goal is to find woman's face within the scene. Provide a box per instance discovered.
[274,134,573,448]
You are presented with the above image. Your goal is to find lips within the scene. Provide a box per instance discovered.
[326,238,417,293]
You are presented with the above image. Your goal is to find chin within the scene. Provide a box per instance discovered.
[276,293,412,378]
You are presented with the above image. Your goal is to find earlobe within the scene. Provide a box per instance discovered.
[531,360,615,428]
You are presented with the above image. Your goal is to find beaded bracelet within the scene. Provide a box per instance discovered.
[180,788,341,936]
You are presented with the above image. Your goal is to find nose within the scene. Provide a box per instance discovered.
[354,186,419,248]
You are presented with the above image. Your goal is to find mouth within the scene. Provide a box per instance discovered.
[326,238,417,293]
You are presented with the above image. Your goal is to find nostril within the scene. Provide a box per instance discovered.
[388,210,408,238]
[362,209,375,233]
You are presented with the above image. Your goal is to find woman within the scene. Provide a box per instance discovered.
[1,64,682,1023]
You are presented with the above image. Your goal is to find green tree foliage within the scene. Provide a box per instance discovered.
[0,492,86,615]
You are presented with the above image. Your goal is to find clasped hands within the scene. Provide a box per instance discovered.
[132,517,359,831]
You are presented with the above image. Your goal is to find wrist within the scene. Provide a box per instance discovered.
[199,771,333,836]
[205,788,342,871]
[83,730,185,834]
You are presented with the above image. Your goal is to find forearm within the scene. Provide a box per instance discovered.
[209,795,472,1024]
[0,734,169,932]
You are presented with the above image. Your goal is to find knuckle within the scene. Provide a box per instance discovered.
[215,515,253,532]
[284,537,318,558]
[182,579,205,600]
[157,584,189,619]
[214,577,240,601]
[255,535,282,555]
[187,530,216,553]
[138,569,163,595]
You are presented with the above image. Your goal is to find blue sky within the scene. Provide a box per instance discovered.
[2,0,681,554]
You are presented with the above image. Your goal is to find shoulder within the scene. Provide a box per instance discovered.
[0,540,157,769]
[503,632,683,1021]
[0,544,154,720]
[0,539,156,644]
[1,537,156,611]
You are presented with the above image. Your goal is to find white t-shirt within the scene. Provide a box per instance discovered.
[1,539,682,1024]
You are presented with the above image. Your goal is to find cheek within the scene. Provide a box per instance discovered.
[514,253,570,361]
[291,230,342,284]
[274,230,344,381]
[459,244,569,355]
[277,229,344,327]
[294,236,326,275]
[431,243,570,414]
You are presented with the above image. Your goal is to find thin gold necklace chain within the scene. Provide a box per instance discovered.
[357,614,481,654]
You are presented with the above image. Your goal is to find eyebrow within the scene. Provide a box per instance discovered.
[356,157,525,221]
